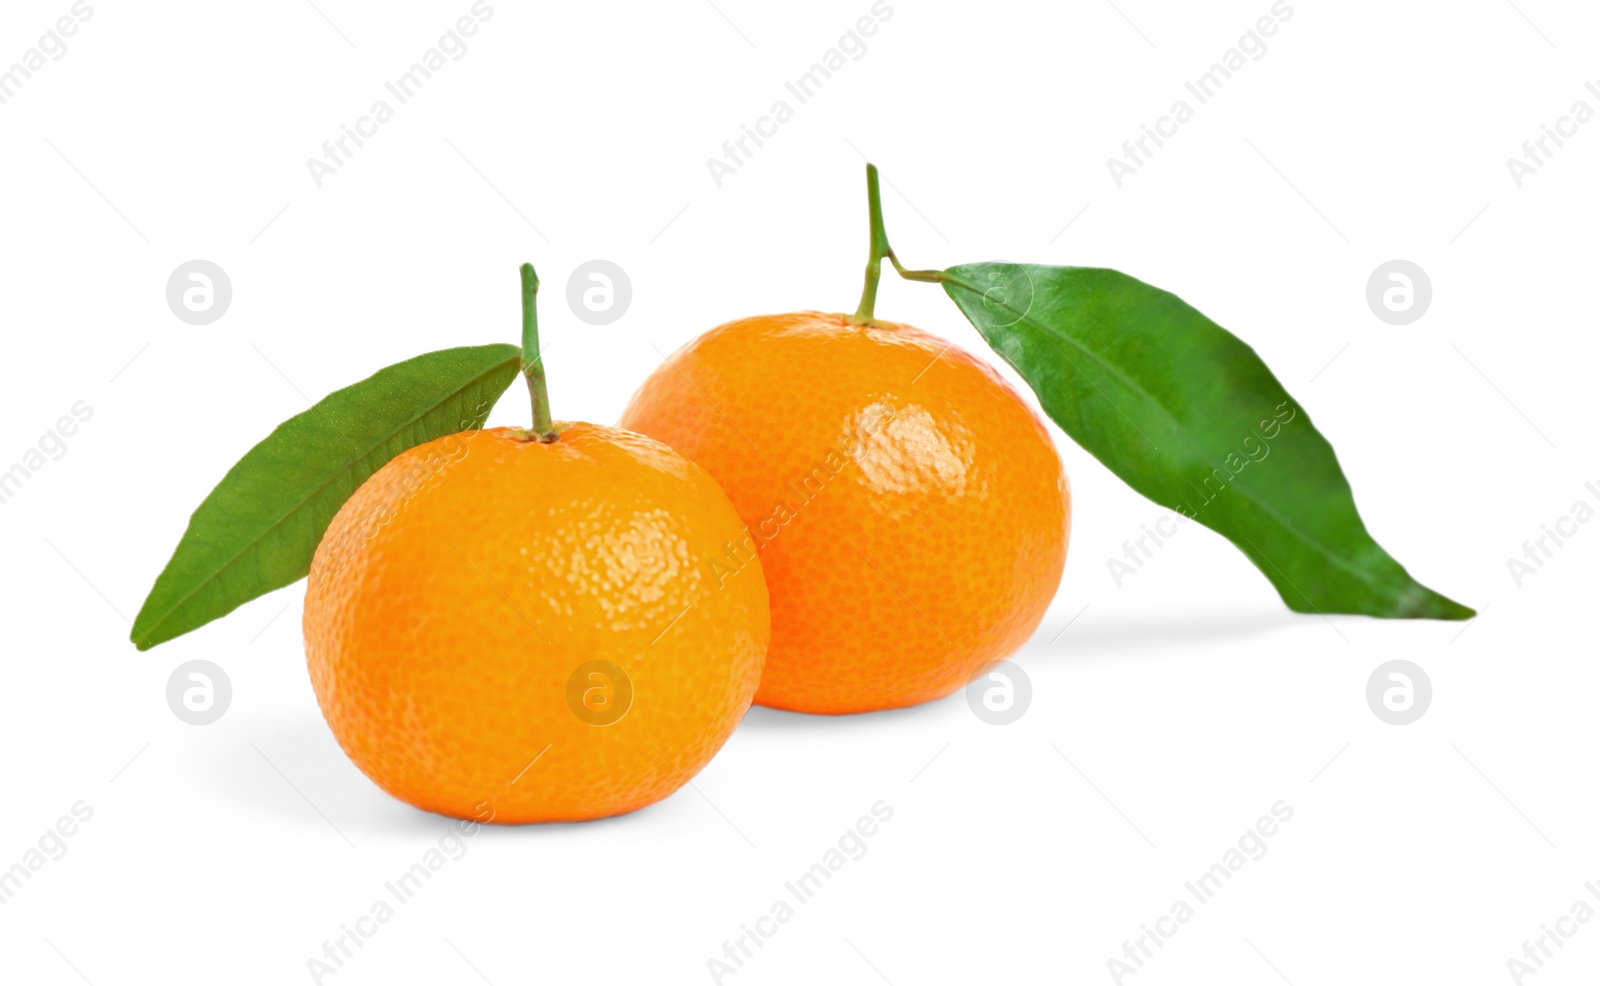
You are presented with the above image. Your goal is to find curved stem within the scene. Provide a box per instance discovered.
[849,165,946,322]
[519,263,557,442]
[893,262,946,284]
[850,163,893,323]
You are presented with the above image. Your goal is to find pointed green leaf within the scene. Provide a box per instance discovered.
[938,263,1472,620]
[132,343,523,650]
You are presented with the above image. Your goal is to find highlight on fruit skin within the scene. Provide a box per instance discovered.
[124,154,1479,835]
[621,310,1070,715]
[303,423,771,823]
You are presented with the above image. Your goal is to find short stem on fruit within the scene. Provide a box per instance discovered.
[519,263,558,442]
[849,163,894,324]
[849,164,945,322]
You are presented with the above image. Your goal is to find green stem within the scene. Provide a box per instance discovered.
[849,164,944,323]
[850,164,893,323]
[895,264,946,283]
[519,263,557,442]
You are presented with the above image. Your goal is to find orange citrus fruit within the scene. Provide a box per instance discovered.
[302,422,769,823]
[620,312,1069,714]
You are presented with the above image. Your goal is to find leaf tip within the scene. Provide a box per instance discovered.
[1437,599,1477,622]
[1397,582,1476,621]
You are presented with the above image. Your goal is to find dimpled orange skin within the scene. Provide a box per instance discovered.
[620,312,1070,714]
[302,423,769,824]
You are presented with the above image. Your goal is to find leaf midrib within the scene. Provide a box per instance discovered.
[945,268,1412,604]
[137,355,519,640]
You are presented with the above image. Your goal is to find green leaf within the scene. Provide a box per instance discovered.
[937,263,1473,620]
[131,344,523,650]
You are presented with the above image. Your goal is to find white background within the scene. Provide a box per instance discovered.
[1,0,1596,983]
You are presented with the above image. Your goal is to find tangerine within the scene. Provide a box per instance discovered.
[620,311,1069,714]
[302,422,769,823]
